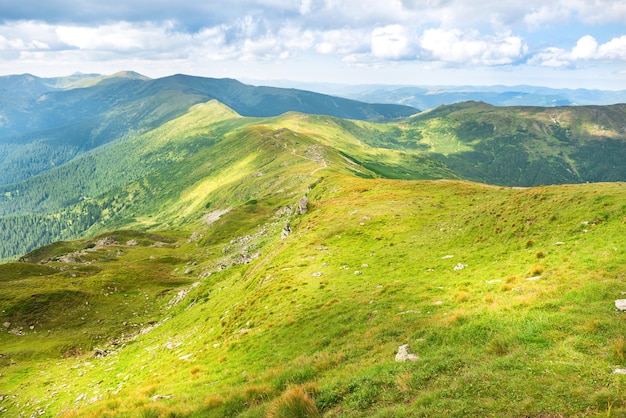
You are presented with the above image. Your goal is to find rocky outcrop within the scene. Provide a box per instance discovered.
[281,224,292,239]
[296,196,308,215]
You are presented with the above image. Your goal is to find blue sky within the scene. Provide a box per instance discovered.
[0,0,625,89]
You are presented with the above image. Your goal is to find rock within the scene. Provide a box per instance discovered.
[442,255,454,259]
[354,270,362,275]
[554,242,565,245]
[615,300,626,311]
[184,268,193,275]
[152,394,174,401]
[203,208,232,226]
[453,263,467,271]
[296,196,309,215]
[281,224,291,239]
[526,276,542,281]
[126,240,138,246]
[2,322,10,328]
[614,368,626,375]
[311,272,323,277]
[395,344,419,362]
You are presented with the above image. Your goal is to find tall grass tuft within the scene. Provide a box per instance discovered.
[266,386,321,418]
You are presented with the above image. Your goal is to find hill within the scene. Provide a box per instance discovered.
[0,98,625,261]
[1,173,625,416]
[0,83,625,416]
[0,73,416,188]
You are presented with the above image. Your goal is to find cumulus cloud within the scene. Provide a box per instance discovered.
[371,25,415,60]
[419,29,527,65]
[531,35,626,67]
[0,0,624,87]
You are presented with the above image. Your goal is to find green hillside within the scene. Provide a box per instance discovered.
[1,99,626,261]
[0,83,625,416]
[1,172,625,417]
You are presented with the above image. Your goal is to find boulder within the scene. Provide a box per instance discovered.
[281,224,292,239]
[395,344,419,362]
[296,196,309,215]
[615,299,626,311]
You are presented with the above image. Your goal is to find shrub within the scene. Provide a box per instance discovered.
[266,386,321,418]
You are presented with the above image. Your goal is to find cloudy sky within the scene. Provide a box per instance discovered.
[0,0,625,89]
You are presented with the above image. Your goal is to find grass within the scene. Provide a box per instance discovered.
[1,99,626,416]
[1,173,625,417]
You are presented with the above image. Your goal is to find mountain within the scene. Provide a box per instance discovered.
[1,144,625,416]
[0,72,625,416]
[0,72,417,187]
[265,80,626,109]
[0,96,625,261]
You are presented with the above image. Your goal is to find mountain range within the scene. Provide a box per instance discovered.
[0,72,625,417]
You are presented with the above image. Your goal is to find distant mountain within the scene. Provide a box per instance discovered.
[0,72,418,186]
[258,80,626,109]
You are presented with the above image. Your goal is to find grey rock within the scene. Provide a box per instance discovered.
[395,344,419,362]
[296,196,309,215]
[615,299,626,311]
[281,224,292,239]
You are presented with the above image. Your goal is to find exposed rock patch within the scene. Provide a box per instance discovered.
[395,344,419,362]
[203,208,232,226]
[296,196,309,215]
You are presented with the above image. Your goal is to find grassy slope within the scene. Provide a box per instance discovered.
[2,172,625,416]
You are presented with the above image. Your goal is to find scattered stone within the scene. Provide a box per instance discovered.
[152,394,174,401]
[93,347,114,358]
[281,224,292,239]
[615,300,626,311]
[442,255,454,259]
[2,322,10,328]
[453,263,467,271]
[184,269,193,275]
[614,368,626,375]
[526,276,542,281]
[354,270,363,275]
[296,196,309,215]
[554,242,565,245]
[179,354,193,361]
[311,272,323,277]
[126,240,138,246]
[395,344,419,362]
[433,300,443,305]
[485,279,502,284]
[361,264,369,267]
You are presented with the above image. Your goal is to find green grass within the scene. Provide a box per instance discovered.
[1,174,625,417]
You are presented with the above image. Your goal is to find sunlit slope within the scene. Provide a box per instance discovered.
[406,102,626,185]
[2,174,625,417]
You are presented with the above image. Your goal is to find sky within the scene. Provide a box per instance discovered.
[0,0,625,89]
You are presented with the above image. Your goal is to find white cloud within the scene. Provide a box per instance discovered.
[532,35,626,67]
[371,25,414,60]
[314,29,368,55]
[420,28,527,65]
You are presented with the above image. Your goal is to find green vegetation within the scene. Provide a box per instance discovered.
[0,80,625,416]
[1,169,625,416]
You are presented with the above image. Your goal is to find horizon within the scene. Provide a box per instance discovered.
[5,70,626,93]
[0,1,624,90]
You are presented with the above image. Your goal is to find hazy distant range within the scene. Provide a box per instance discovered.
[246,80,626,110]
